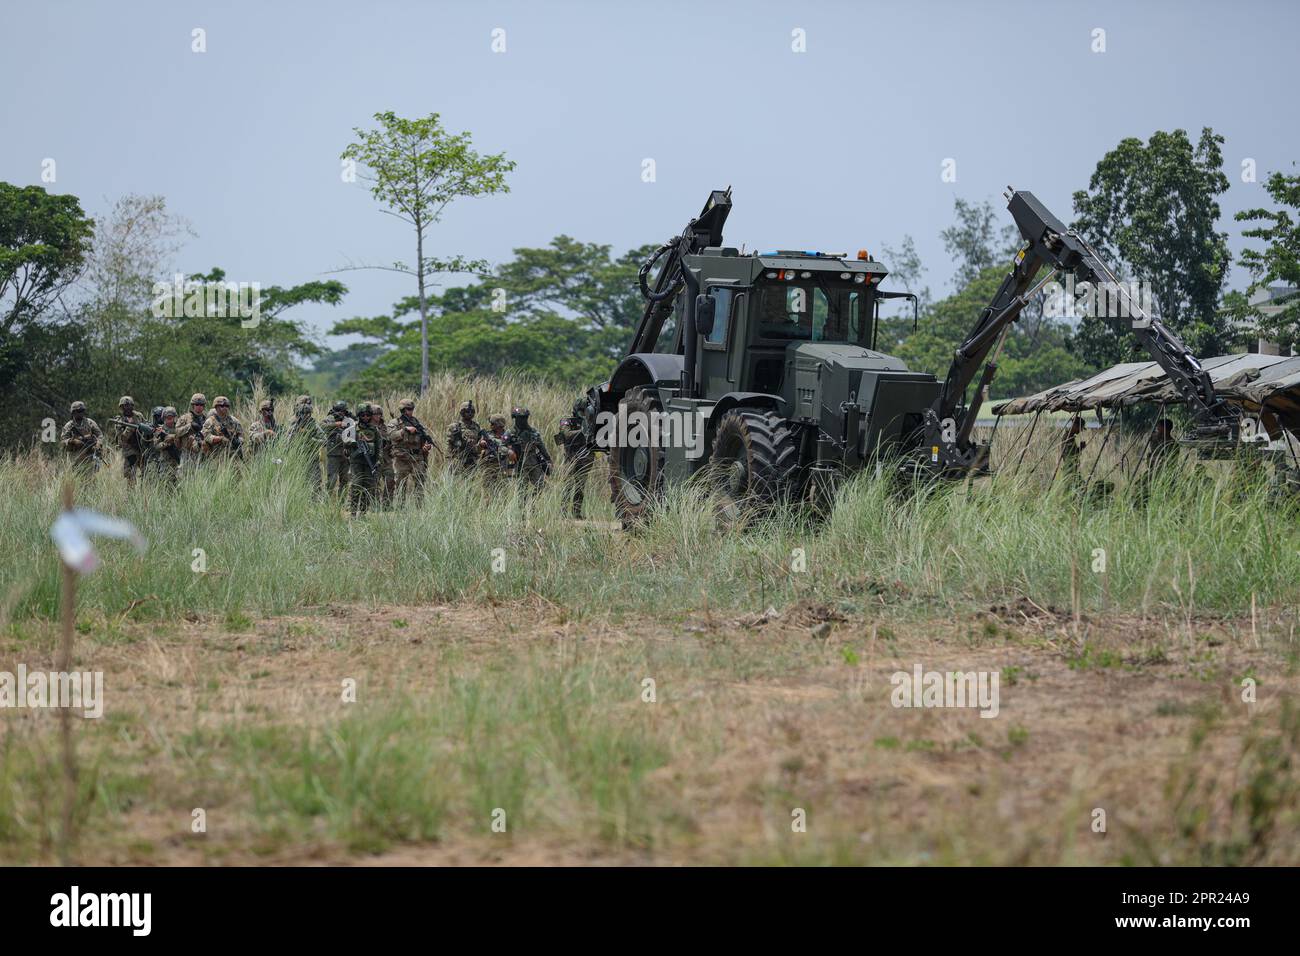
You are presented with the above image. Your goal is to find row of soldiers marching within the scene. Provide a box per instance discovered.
[59,394,564,515]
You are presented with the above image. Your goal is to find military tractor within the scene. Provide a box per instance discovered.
[579,188,1241,527]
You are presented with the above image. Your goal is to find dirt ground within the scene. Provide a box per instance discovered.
[2,599,1296,866]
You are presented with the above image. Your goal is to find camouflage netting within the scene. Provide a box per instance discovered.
[993,353,1300,433]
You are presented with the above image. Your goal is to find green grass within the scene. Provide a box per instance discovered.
[3,377,1299,625]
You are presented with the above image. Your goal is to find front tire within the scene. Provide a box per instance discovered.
[709,409,799,525]
[609,386,665,529]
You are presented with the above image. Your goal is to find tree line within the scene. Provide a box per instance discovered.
[4,119,1298,451]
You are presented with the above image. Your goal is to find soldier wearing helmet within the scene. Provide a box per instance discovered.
[61,400,104,471]
[386,398,434,498]
[110,395,150,483]
[479,413,516,479]
[286,394,326,492]
[555,397,596,518]
[248,399,278,452]
[176,393,208,470]
[153,406,183,484]
[322,400,354,495]
[446,399,483,472]
[344,402,384,514]
[201,395,244,461]
[508,406,552,492]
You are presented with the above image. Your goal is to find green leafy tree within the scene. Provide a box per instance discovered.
[1231,168,1300,351]
[1071,128,1233,365]
[0,183,95,433]
[893,265,1088,399]
[340,111,515,393]
[940,197,1018,288]
[323,237,652,393]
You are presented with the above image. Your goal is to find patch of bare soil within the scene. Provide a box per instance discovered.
[3,601,1295,866]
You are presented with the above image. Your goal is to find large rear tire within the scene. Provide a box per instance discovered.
[609,386,665,530]
[709,409,799,525]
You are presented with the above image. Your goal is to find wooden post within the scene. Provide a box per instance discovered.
[57,479,78,865]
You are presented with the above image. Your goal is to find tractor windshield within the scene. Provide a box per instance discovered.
[756,283,869,344]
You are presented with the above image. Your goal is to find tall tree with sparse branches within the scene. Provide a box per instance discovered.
[341,111,514,392]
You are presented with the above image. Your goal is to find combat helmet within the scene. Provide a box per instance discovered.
[70,400,87,414]
[459,400,475,417]
[118,395,135,408]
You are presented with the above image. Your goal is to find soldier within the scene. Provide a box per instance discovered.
[201,395,245,461]
[153,406,183,485]
[508,406,552,491]
[1059,414,1086,481]
[345,403,384,514]
[60,401,104,472]
[378,403,396,507]
[176,393,208,472]
[1134,417,1178,503]
[322,400,353,496]
[446,400,483,472]
[387,398,433,499]
[555,398,596,518]
[248,399,278,452]
[478,414,517,481]
[286,394,326,491]
[109,395,151,483]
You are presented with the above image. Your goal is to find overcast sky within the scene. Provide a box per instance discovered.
[3,0,1296,347]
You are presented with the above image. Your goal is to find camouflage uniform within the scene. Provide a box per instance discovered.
[200,396,245,461]
[60,402,104,471]
[555,399,596,518]
[446,400,484,472]
[387,399,432,498]
[175,393,208,473]
[247,400,278,453]
[378,404,396,506]
[152,407,183,485]
[322,401,353,496]
[479,415,516,483]
[285,395,325,491]
[345,403,384,514]
[508,407,552,492]
[110,396,150,482]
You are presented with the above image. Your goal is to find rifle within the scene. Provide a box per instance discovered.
[351,419,378,477]
[212,416,244,456]
[394,408,441,457]
[110,416,155,448]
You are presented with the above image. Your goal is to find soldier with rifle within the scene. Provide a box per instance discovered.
[554,398,596,518]
[176,393,208,473]
[323,400,354,496]
[201,395,244,462]
[153,406,183,485]
[446,400,483,472]
[109,395,151,483]
[286,395,326,492]
[386,398,435,498]
[60,401,104,472]
[478,414,517,482]
[508,406,552,492]
[345,403,384,513]
[248,399,278,453]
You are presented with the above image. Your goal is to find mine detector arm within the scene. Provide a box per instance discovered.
[923,189,1238,476]
[580,188,733,437]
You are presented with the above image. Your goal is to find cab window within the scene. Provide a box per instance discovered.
[705,287,733,346]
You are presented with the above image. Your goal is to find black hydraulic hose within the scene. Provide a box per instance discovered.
[638,240,682,302]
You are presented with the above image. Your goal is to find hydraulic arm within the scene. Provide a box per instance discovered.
[922,189,1238,475]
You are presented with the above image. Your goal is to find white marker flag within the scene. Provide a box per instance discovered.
[50,508,147,574]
